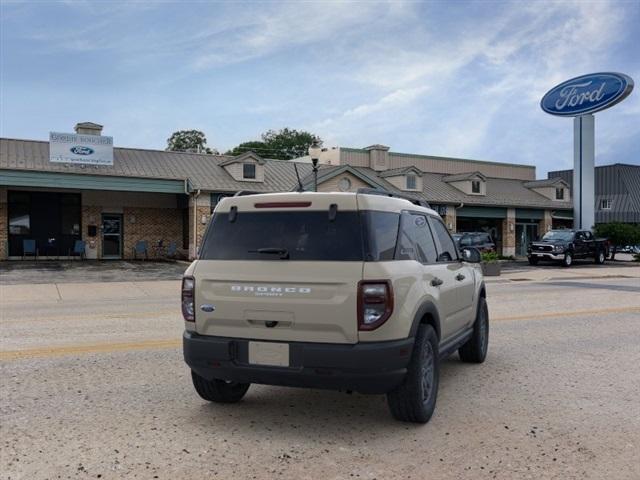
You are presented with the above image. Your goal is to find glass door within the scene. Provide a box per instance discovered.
[516,223,539,257]
[102,214,123,259]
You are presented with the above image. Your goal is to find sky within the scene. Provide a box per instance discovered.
[1,0,639,177]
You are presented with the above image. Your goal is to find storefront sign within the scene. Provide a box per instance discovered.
[49,132,114,166]
[540,72,634,117]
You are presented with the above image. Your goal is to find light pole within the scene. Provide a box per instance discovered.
[308,140,322,192]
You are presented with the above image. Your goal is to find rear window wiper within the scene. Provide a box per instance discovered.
[248,247,290,260]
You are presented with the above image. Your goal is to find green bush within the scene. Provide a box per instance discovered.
[481,251,499,263]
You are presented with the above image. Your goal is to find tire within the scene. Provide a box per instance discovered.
[191,371,250,403]
[562,252,573,267]
[459,297,489,363]
[595,250,606,265]
[528,256,539,265]
[387,325,439,424]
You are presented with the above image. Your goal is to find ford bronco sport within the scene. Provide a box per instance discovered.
[182,191,488,423]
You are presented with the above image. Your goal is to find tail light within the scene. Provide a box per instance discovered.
[358,280,393,331]
[182,276,195,322]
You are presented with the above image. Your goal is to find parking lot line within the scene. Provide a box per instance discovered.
[0,339,181,361]
[493,305,640,322]
[2,307,639,362]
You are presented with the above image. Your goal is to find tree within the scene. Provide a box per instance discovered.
[225,128,321,160]
[594,222,640,260]
[166,130,217,154]
[225,141,268,157]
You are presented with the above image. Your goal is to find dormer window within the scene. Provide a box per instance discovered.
[555,187,564,200]
[471,180,481,194]
[243,163,256,179]
[406,174,417,190]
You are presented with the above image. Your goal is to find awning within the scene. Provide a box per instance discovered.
[0,169,187,194]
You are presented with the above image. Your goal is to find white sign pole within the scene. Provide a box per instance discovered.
[572,114,595,230]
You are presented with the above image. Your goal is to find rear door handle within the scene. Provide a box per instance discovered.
[455,273,465,281]
[431,277,443,287]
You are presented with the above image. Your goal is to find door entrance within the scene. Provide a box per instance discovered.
[515,223,539,257]
[102,214,123,259]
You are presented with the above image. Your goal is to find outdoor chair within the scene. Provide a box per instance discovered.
[22,239,38,260]
[69,240,86,260]
[166,241,177,258]
[133,240,149,260]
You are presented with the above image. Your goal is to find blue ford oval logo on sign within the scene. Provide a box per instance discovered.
[541,72,633,116]
[70,146,94,155]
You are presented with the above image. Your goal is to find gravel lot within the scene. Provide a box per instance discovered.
[1,265,639,479]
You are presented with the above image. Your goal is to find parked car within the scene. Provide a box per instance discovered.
[453,232,496,253]
[527,230,608,267]
[182,190,488,424]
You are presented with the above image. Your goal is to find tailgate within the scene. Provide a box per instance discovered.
[194,261,362,344]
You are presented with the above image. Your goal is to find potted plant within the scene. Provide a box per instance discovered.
[481,251,501,276]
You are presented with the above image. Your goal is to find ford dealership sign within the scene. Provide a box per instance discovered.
[541,72,634,116]
[50,132,113,165]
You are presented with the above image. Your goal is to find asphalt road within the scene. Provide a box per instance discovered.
[1,274,640,479]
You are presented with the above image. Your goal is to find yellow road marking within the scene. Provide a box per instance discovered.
[2,306,640,361]
[0,339,181,361]
[492,306,640,322]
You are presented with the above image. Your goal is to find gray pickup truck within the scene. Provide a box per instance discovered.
[527,230,608,267]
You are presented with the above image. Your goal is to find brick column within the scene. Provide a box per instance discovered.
[189,193,211,259]
[539,210,553,237]
[81,205,102,259]
[444,205,457,232]
[501,208,516,257]
[0,188,7,260]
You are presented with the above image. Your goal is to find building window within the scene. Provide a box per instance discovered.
[555,188,564,200]
[243,163,256,179]
[338,177,351,191]
[8,192,30,234]
[600,199,612,210]
[471,180,481,194]
[406,175,417,190]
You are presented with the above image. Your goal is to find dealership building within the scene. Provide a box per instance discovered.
[1,122,574,261]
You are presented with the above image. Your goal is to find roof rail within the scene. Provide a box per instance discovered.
[356,188,431,209]
[233,190,258,197]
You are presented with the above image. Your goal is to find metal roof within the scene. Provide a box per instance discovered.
[298,163,572,209]
[0,137,573,210]
[0,137,312,193]
[548,164,640,222]
[443,171,487,182]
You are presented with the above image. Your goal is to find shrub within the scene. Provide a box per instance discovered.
[481,251,499,263]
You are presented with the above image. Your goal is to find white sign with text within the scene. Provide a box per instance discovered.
[49,132,114,166]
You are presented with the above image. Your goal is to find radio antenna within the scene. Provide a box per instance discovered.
[293,162,304,192]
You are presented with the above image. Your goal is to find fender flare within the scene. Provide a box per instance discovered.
[409,302,442,340]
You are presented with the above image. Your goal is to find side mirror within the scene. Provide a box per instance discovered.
[461,247,481,263]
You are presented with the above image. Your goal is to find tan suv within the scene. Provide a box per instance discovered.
[182,190,489,423]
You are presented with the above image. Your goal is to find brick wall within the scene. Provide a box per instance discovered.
[123,207,183,260]
[0,188,7,260]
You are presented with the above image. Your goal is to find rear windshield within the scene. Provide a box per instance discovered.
[199,211,365,261]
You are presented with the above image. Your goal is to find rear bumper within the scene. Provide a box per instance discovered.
[183,331,414,394]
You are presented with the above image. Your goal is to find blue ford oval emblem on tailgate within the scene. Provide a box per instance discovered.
[200,304,215,312]
[70,146,95,155]
[541,72,634,116]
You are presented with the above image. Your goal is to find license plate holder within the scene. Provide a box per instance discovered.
[248,341,290,367]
